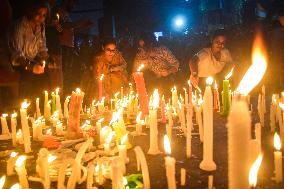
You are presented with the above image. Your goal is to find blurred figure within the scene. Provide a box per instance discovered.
[8,0,50,100]
[189,30,234,89]
[270,9,284,92]
[56,0,93,95]
[93,38,128,98]
[132,33,179,95]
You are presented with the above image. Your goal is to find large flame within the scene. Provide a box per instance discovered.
[249,154,263,187]
[274,133,281,151]
[15,155,27,167]
[236,32,267,96]
[0,175,5,189]
[163,135,171,155]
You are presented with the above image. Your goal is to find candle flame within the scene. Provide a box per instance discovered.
[163,135,171,155]
[48,154,57,163]
[137,64,145,72]
[153,89,159,109]
[114,92,120,98]
[21,101,30,109]
[225,67,234,80]
[95,164,99,172]
[214,81,218,89]
[123,176,128,186]
[46,129,52,135]
[105,132,114,144]
[110,111,120,125]
[75,88,81,94]
[15,155,26,167]
[11,113,17,118]
[55,88,60,95]
[121,133,128,145]
[0,175,6,189]
[44,91,48,95]
[136,111,142,123]
[279,102,284,111]
[249,154,263,187]
[1,114,8,118]
[10,183,20,189]
[100,74,104,81]
[206,77,214,85]
[236,32,267,96]
[98,118,104,123]
[274,133,281,151]
[56,13,60,20]
[16,129,22,136]
[42,60,46,67]
[10,152,18,158]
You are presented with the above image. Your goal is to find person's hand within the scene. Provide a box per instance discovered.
[190,74,199,87]
[33,64,45,74]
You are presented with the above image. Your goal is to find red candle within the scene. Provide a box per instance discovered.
[213,81,220,110]
[133,65,149,118]
[98,74,104,101]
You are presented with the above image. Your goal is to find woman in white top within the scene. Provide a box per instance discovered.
[189,30,234,88]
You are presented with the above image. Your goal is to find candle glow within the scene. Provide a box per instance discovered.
[236,33,267,96]
[10,183,20,189]
[249,154,263,187]
[225,67,234,80]
[121,133,128,145]
[15,156,26,167]
[100,74,104,81]
[274,133,281,151]
[164,135,171,155]
[21,102,30,109]
[206,77,214,85]
[137,64,145,72]
[0,175,5,189]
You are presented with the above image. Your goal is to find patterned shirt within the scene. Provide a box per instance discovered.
[133,46,179,76]
[9,16,47,66]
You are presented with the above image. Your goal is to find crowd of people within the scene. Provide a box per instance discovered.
[0,0,284,112]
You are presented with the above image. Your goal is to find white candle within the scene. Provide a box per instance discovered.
[184,88,188,106]
[64,96,70,119]
[1,114,10,135]
[36,98,41,119]
[135,112,143,135]
[178,101,186,134]
[171,86,178,109]
[180,168,186,186]
[11,113,17,146]
[208,175,214,189]
[199,77,216,171]
[228,97,250,189]
[104,132,113,152]
[133,146,150,188]
[55,88,63,118]
[148,109,160,155]
[111,157,124,189]
[15,156,29,189]
[186,106,192,158]
[56,121,64,136]
[270,97,276,132]
[20,102,31,153]
[10,183,20,189]
[7,152,18,176]
[96,118,104,135]
[274,133,283,183]
[164,135,176,189]
[32,119,43,141]
[196,100,203,142]
[44,91,49,119]
[87,164,94,189]
[118,134,128,164]
[166,105,173,141]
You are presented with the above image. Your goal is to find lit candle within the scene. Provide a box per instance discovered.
[1,114,10,135]
[51,92,56,114]
[98,74,104,101]
[188,80,193,106]
[44,91,49,119]
[118,134,128,164]
[273,133,283,183]
[213,81,220,111]
[133,64,149,118]
[270,95,276,132]
[63,96,70,119]
[100,126,112,145]
[7,152,18,176]
[171,86,178,109]
[148,89,160,155]
[15,156,29,189]
[96,118,104,135]
[56,121,64,136]
[164,135,176,189]
[32,119,43,141]
[184,88,188,107]
[161,95,166,124]
[196,98,203,142]
[278,102,284,140]
[87,164,94,189]
[166,105,173,141]
[10,183,20,189]
[20,102,31,153]
[249,154,263,188]
[16,129,24,144]
[222,67,234,116]
[36,98,41,119]
[104,132,113,152]
[11,113,17,146]
[199,77,216,171]
[186,105,192,158]
[111,157,124,189]
[55,88,62,118]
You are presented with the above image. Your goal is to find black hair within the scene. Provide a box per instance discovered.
[101,37,117,48]
[25,0,50,21]
[211,29,227,41]
[139,32,157,49]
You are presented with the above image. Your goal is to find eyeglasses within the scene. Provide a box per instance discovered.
[105,48,117,53]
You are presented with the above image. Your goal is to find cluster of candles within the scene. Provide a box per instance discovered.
[0,32,283,189]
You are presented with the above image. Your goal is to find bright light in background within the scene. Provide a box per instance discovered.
[154,32,163,41]
[172,15,187,30]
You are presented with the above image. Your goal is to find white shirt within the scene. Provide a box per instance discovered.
[197,48,232,77]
